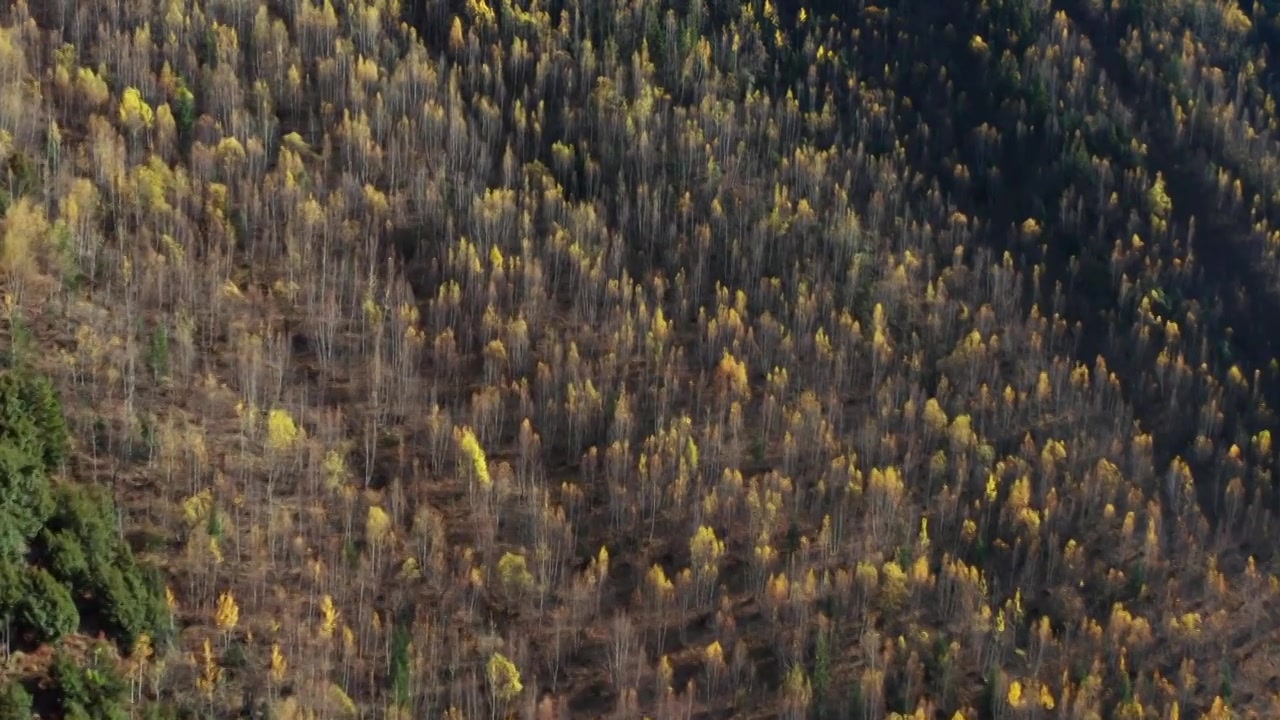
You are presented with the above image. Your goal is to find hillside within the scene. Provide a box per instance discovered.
[0,0,1280,717]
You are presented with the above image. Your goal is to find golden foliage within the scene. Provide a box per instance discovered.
[497,551,535,596]
[183,488,214,525]
[1039,682,1055,710]
[647,564,674,597]
[1200,697,1233,720]
[329,684,358,717]
[76,66,110,108]
[266,407,304,452]
[366,505,392,546]
[119,86,155,129]
[782,664,813,713]
[881,560,909,608]
[1147,172,1172,218]
[1,197,49,281]
[323,447,349,490]
[195,638,221,698]
[269,642,287,684]
[922,397,948,433]
[319,594,340,639]
[214,590,240,633]
[454,426,491,487]
[486,652,523,704]
[1007,680,1025,709]
[14,0,1280,716]
[690,526,725,577]
[704,640,724,666]
[715,350,750,399]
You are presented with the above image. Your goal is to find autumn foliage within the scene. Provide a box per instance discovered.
[0,0,1278,717]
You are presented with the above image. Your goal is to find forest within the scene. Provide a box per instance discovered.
[1,0,1280,717]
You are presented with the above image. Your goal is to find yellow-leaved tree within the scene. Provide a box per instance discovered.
[319,594,340,639]
[366,504,392,569]
[214,590,239,645]
[1006,680,1025,709]
[269,642,287,686]
[704,640,725,692]
[1201,697,1233,720]
[182,488,214,526]
[880,560,909,610]
[456,425,497,550]
[781,664,812,720]
[714,350,750,412]
[486,652,523,713]
[119,86,155,132]
[195,638,221,702]
[265,407,304,508]
[267,407,303,452]
[455,425,491,487]
[323,446,350,491]
[127,634,154,703]
[2,197,50,300]
[646,564,675,650]
[497,551,535,603]
[689,525,725,605]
